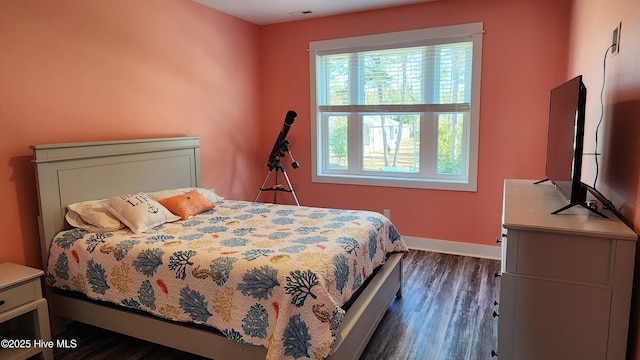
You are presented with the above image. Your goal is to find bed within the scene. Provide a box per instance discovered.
[31,136,407,360]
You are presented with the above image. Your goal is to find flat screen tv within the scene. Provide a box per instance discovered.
[536,75,605,217]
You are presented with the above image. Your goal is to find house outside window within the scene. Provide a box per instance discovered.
[309,22,483,191]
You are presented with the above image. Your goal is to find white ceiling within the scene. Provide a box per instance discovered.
[193,0,433,25]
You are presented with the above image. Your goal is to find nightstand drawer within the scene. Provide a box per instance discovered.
[0,281,37,313]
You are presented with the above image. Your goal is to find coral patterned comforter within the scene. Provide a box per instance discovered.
[46,200,408,359]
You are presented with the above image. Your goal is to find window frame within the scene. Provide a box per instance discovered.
[309,22,483,191]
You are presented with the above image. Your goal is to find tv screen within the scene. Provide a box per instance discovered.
[544,75,587,205]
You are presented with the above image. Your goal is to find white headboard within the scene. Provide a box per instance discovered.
[31,137,201,268]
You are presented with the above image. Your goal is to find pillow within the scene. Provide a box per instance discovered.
[65,209,124,233]
[158,190,215,220]
[66,200,124,232]
[148,187,223,203]
[101,193,180,233]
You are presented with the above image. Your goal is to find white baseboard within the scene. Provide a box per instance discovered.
[403,236,501,260]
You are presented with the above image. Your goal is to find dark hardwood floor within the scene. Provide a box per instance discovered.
[360,250,500,360]
[48,250,500,360]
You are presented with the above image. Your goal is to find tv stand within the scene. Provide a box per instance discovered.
[551,201,607,218]
[533,178,607,218]
[532,178,550,184]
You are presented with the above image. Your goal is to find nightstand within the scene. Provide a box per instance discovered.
[0,263,53,360]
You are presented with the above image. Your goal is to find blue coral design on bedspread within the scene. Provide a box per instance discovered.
[47,200,408,359]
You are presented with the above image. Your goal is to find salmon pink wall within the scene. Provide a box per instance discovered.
[258,0,572,246]
[567,0,640,357]
[0,1,261,267]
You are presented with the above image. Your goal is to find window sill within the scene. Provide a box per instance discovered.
[312,173,477,191]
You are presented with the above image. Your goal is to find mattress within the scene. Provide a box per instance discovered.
[46,200,408,359]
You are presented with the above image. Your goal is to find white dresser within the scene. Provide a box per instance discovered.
[497,179,637,360]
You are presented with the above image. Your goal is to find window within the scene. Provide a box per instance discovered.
[309,23,483,191]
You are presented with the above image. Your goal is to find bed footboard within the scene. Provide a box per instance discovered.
[328,252,404,360]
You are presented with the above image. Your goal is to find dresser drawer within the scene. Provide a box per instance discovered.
[498,273,610,360]
[504,229,612,285]
[0,279,38,313]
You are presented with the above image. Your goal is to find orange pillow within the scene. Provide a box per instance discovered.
[158,190,215,220]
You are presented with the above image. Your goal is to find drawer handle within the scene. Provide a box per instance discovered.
[0,300,4,307]
[493,310,499,318]
[494,270,502,278]
[495,238,502,244]
[492,350,498,357]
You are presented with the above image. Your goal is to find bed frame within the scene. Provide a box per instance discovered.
[31,136,404,360]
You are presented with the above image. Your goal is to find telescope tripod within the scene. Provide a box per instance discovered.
[256,110,300,205]
[255,161,300,206]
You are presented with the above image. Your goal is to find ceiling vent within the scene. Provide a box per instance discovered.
[289,10,313,17]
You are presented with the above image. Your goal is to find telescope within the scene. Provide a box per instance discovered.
[255,110,300,206]
[267,110,299,170]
